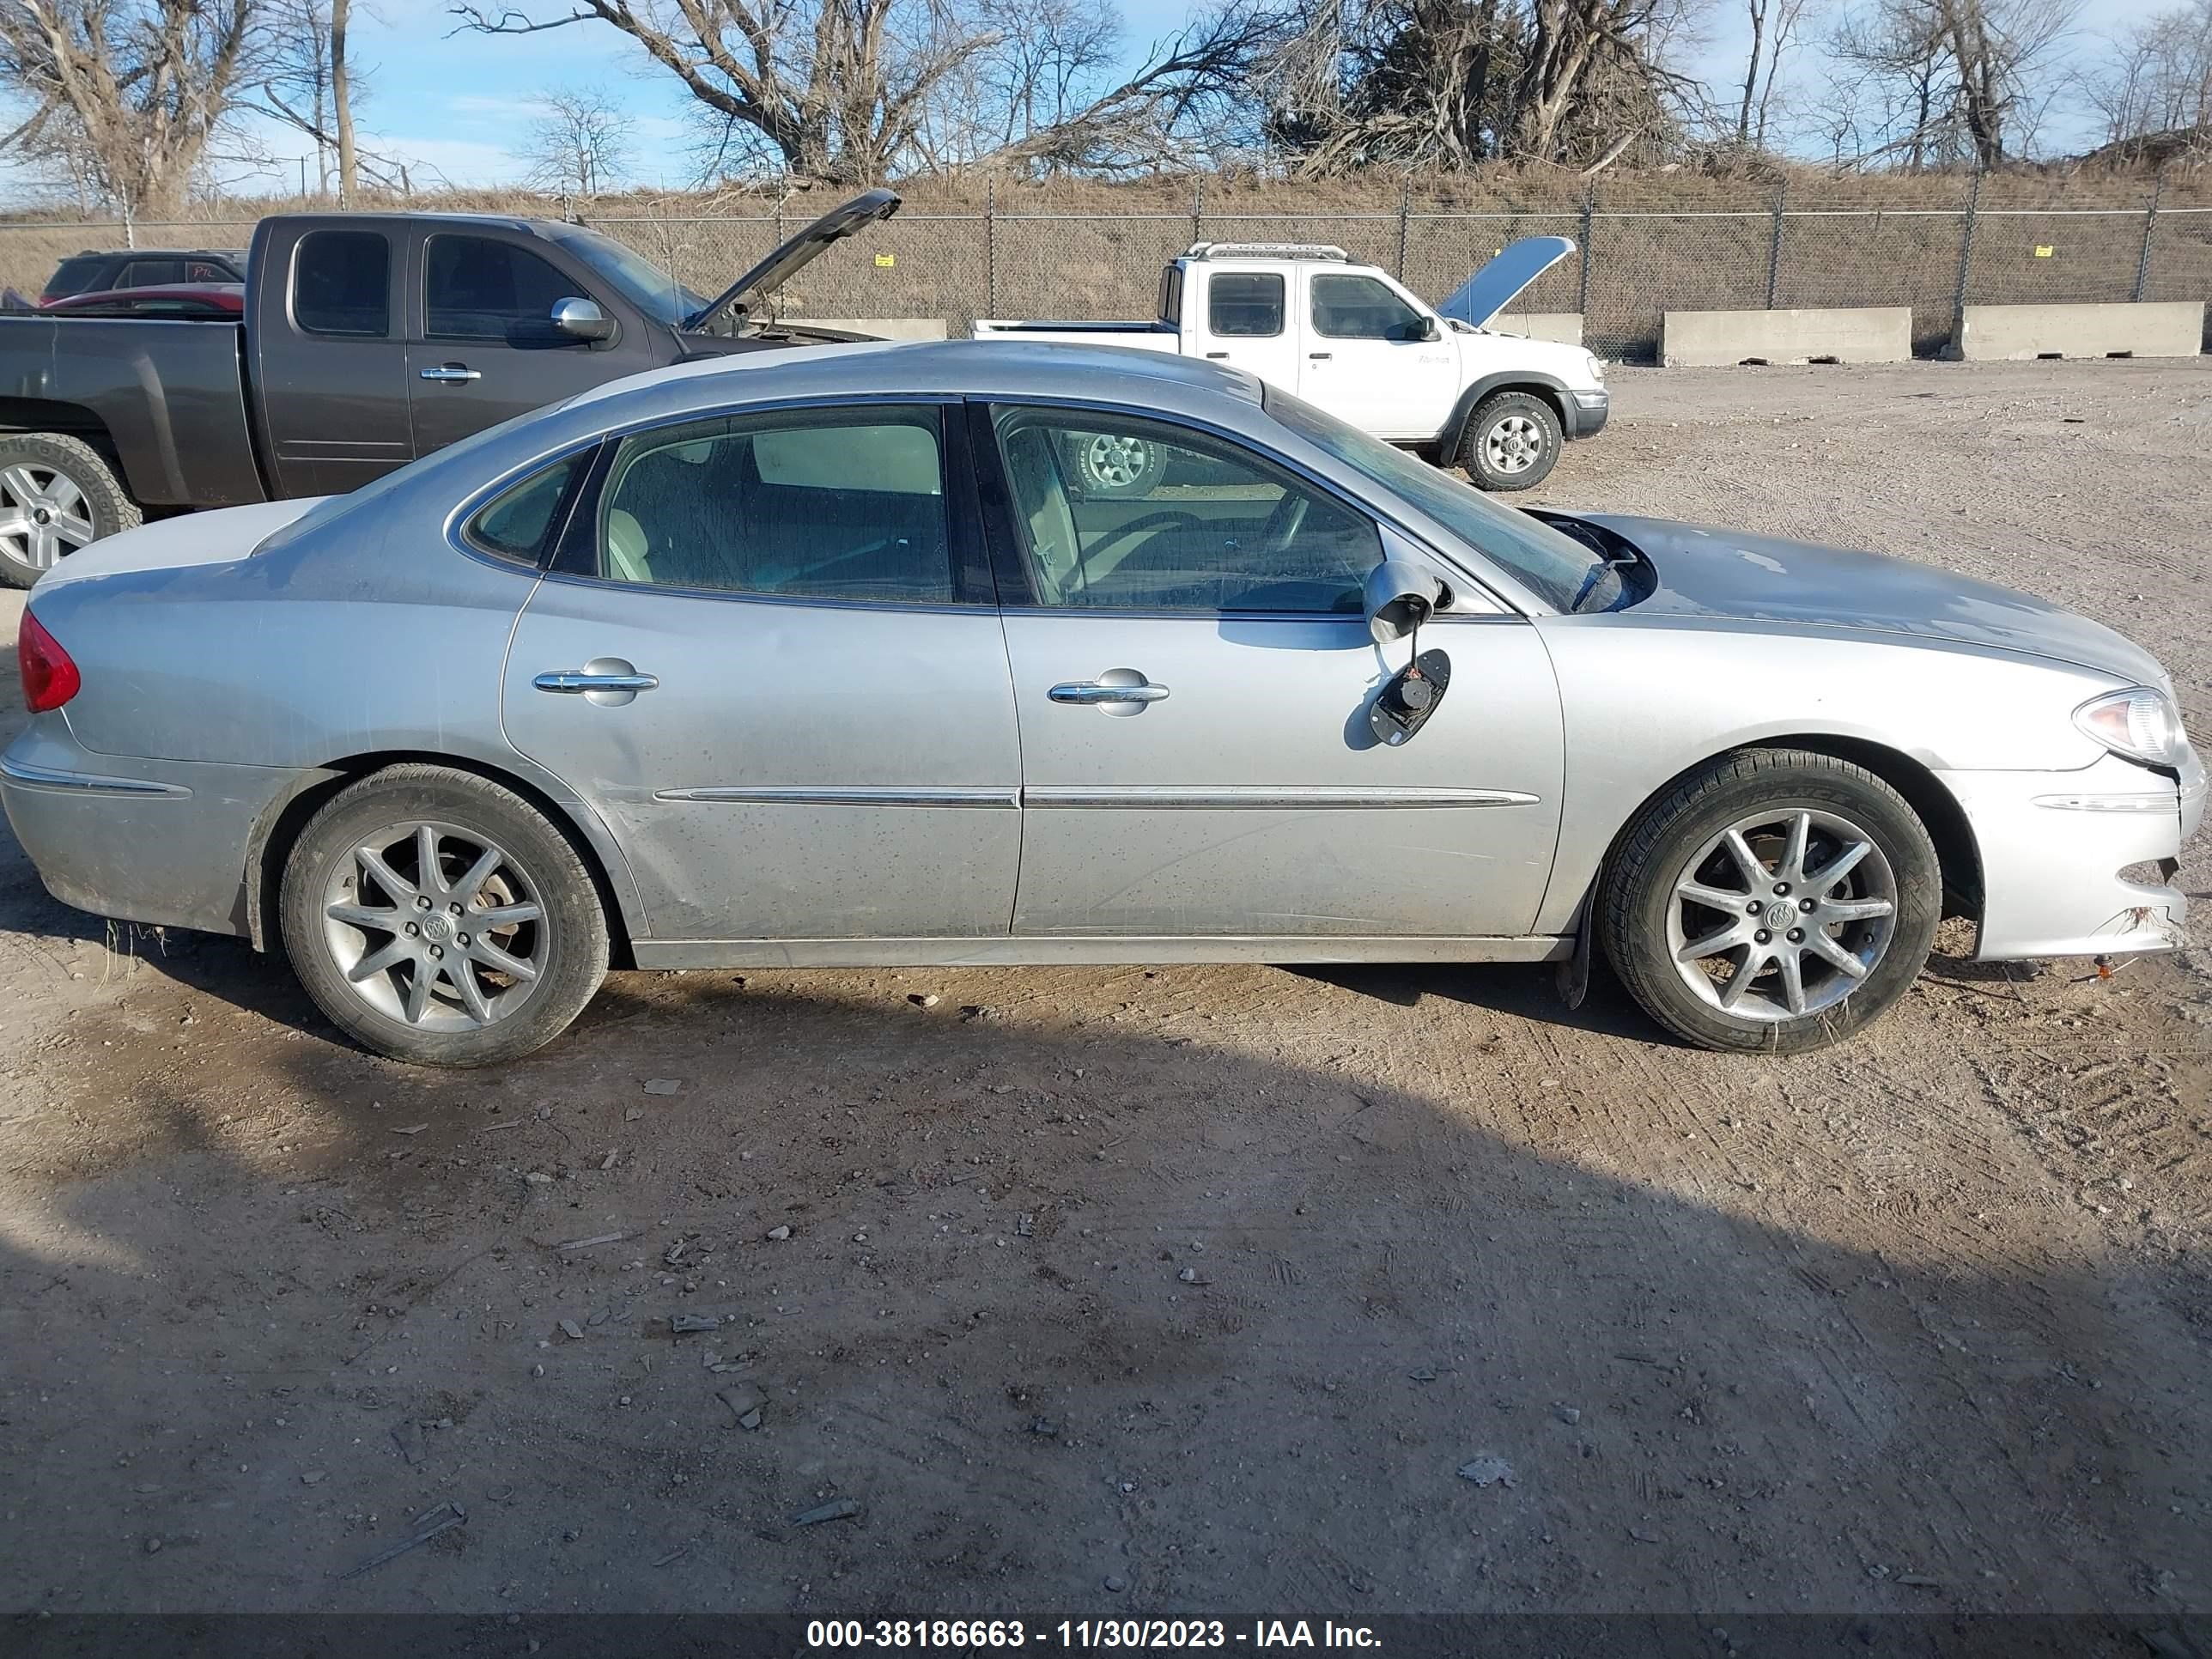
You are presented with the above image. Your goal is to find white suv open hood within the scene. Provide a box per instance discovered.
[1437,236,1576,331]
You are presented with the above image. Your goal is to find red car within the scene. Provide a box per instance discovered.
[45,283,246,319]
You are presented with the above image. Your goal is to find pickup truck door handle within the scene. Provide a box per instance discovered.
[534,669,659,694]
[1204,350,1229,360]
[1307,352,1332,361]
[420,364,481,383]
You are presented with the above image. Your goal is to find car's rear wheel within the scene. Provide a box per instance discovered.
[278,766,609,1066]
[1455,391,1562,491]
[0,433,140,587]
[1600,750,1942,1053]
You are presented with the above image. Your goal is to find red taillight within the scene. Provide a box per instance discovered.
[19,611,80,713]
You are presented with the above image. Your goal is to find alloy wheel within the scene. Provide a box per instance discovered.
[0,464,97,571]
[1665,807,1899,1023]
[1482,415,1544,476]
[321,821,549,1030]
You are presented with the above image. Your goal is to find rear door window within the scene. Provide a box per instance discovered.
[293,229,392,336]
[117,258,186,289]
[1207,272,1285,337]
[591,405,955,604]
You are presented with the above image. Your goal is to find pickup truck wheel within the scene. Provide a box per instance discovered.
[0,433,140,588]
[1065,430,1165,497]
[1455,392,1562,492]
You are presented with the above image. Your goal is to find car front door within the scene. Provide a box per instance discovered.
[980,403,1563,940]
[1297,272,1461,441]
[499,400,1023,949]
[406,229,659,458]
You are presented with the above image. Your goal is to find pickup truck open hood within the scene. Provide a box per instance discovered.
[685,187,901,333]
[1582,514,2167,687]
[1437,236,1576,331]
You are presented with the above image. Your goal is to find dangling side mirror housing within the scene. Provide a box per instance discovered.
[1364,558,1446,644]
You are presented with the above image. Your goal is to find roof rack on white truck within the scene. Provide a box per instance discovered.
[972,234,1606,492]
[1183,241,1349,262]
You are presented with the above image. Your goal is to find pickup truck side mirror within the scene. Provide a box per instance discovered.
[550,297,615,343]
[1417,315,1442,343]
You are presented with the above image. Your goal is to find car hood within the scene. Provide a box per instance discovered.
[1583,514,2167,688]
[1437,235,1576,331]
[685,187,900,332]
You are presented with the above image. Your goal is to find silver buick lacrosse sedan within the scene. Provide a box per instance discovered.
[3,343,2199,1065]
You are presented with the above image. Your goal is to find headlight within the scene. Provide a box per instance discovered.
[2074,687,2191,767]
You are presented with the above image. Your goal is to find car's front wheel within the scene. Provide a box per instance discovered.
[1600,750,1942,1053]
[279,765,610,1066]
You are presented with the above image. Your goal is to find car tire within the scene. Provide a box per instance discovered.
[1455,392,1562,492]
[0,432,141,587]
[278,765,611,1067]
[1599,749,1942,1054]
[1063,429,1165,496]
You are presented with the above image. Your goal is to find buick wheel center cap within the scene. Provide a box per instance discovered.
[422,914,453,943]
[1764,900,1795,928]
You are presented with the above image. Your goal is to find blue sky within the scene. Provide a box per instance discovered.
[27,0,2188,200]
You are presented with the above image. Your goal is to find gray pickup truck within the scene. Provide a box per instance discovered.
[0,189,899,586]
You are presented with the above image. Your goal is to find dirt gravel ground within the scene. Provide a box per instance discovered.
[0,361,2207,1631]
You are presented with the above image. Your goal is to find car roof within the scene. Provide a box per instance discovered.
[563,339,1265,420]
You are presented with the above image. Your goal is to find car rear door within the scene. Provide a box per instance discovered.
[499,398,1023,950]
[977,401,1563,940]
[406,227,660,457]
[253,222,418,496]
[1188,265,1300,392]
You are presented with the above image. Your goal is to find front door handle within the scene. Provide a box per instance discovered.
[1307,351,1332,361]
[535,670,659,693]
[420,363,481,383]
[1048,677,1169,711]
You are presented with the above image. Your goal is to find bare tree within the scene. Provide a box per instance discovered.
[0,0,267,216]
[1821,0,2078,167]
[1257,0,1704,172]
[1735,0,1807,144]
[2083,0,2212,149]
[450,0,995,183]
[524,85,633,195]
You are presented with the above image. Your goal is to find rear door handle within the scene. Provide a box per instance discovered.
[420,364,481,383]
[1204,350,1229,360]
[1308,352,1332,361]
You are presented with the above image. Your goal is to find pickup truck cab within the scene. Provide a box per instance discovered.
[0,190,899,586]
[972,238,1607,495]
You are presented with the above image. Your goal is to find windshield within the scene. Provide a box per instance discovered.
[544,225,708,329]
[1263,388,1608,613]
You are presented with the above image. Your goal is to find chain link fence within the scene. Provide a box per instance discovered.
[3,173,2207,362]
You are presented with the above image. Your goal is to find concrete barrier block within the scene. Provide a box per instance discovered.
[789,318,948,341]
[1661,307,1912,367]
[1491,313,1583,346]
[1954,302,2203,361]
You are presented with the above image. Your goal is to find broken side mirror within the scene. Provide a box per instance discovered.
[1363,557,1453,746]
